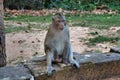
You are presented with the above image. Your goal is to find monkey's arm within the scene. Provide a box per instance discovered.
[31,55,46,62]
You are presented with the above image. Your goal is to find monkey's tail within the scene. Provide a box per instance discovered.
[31,55,46,62]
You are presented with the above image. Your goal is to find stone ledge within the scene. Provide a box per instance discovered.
[24,52,120,80]
[0,52,120,80]
[110,47,120,53]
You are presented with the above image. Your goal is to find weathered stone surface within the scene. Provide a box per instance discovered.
[74,52,120,63]
[110,47,120,53]
[24,52,120,80]
[0,64,33,80]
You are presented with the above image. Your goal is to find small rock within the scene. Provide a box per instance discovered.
[31,41,35,43]
[20,50,24,53]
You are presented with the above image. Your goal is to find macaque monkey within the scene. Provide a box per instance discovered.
[44,13,80,76]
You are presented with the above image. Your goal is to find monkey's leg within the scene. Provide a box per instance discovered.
[68,43,80,68]
[63,45,69,64]
[46,51,55,76]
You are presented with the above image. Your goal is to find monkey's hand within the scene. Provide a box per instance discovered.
[47,66,56,76]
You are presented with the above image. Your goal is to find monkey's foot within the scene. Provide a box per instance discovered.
[70,60,80,68]
[46,67,56,76]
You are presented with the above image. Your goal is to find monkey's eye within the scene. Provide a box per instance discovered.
[57,20,61,22]
[62,20,65,22]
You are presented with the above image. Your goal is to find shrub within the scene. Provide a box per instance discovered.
[4,0,120,11]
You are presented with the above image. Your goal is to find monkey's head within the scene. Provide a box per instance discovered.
[52,13,66,30]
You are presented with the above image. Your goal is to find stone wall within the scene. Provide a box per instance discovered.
[0,47,120,80]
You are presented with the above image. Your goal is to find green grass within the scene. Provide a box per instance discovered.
[117,29,120,34]
[89,36,120,45]
[5,23,48,33]
[67,14,120,29]
[89,32,98,35]
[4,13,52,23]
[5,13,120,30]
[5,25,28,33]
[4,13,120,33]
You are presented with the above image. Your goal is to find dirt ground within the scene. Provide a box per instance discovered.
[5,21,120,65]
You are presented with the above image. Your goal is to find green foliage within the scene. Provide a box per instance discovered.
[4,0,120,11]
[50,0,81,10]
[4,0,44,10]
[89,36,120,45]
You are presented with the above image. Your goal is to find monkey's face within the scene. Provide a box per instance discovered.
[53,18,66,30]
[52,13,67,30]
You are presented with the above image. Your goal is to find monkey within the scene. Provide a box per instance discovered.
[44,13,80,76]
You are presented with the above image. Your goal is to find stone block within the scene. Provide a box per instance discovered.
[0,64,33,80]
